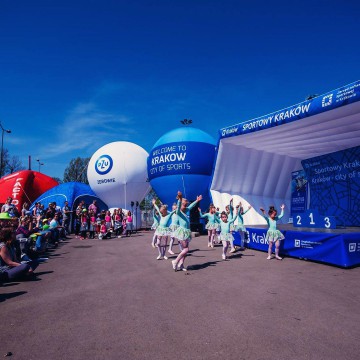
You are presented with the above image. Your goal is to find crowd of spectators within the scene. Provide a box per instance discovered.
[0,197,134,283]
[72,200,133,240]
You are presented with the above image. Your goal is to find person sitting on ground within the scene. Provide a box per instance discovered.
[49,214,67,240]
[42,218,58,247]
[0,227,38,281]
[99,220,111,240]
[15,217,46,261]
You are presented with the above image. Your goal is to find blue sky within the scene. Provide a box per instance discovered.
[0,0,359,179]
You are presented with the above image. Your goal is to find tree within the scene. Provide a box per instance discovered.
[140,188,160,210]
[0,148,9,177]
[0,149,25,177]
[6,155,25,174]
[52,177,63,184]
[63,157,90,184]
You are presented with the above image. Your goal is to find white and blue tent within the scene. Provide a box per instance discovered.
[211,80,360,225]
[30,182,108,213]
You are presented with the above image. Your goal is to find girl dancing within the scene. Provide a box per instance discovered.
[171,191,202,272]
[168,203,180,255]
[198,204,220,248]
[235,202,252,250]
[260,204,285,260]
[219,199,237,260]
[151,207,160,248]
[225,201,236,253]
[152,199,175,260]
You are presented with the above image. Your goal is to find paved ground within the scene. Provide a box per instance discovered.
[1,231,360,360]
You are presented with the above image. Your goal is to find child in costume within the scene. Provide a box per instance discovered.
[260,204,285,260]
[171,191,202,272]
[168,203,180,255]
[198,204,220,248]
[219,199,237,260]
[151,208,160,248]
[225,201,236,253]
[234,202,252,250]
[152,199,175,260]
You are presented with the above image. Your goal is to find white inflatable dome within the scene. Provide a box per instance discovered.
[87,141,150,209]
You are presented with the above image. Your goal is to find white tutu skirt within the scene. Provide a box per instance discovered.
[205,223,219,230]
[220,233,234,242]
[265,230,285,242]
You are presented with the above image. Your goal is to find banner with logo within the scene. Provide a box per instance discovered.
[302,146,360,227]
[291,170,308,215]
[219,80,360,139]
[233,227,360,267]
[147,141,216,180]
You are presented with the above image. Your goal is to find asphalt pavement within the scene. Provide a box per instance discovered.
[1,231,360,360]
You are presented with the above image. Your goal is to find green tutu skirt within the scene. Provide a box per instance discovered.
[205,222,219,230]
[155,226,171,236]
[220,233,234,242]
[174,227,191,241]
[265,229,284,242]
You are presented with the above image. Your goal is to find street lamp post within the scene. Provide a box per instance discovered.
[0,122,11,177]
[36,159,44,173]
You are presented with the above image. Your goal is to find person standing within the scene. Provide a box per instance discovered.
[234,202,251,250]
[198,205,220,248]
[168,203,180,255]
[125,211,133,237]
[88,200,98,216]
[218,200,238,260]
[260,205,285,260]
[171,191,202,272]
[152,200,175,260]
[62,201,72,235]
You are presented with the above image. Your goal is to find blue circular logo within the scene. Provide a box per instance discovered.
[95,155,113,175]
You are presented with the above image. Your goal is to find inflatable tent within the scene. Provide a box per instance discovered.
[212,80,360,223]
[211,80,360,267]
[0,170,58,211]
[30,182,108,212]
[30,182,108,233]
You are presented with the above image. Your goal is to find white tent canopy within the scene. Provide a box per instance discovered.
[210,81,360,225]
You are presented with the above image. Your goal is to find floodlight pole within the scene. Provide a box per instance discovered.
[0,122,11,177]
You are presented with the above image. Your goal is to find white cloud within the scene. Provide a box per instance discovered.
[36,102,135,159]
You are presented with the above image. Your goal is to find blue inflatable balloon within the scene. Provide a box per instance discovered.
[147,127,216,207]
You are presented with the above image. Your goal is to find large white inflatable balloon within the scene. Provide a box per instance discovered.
[87,142,150,210]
